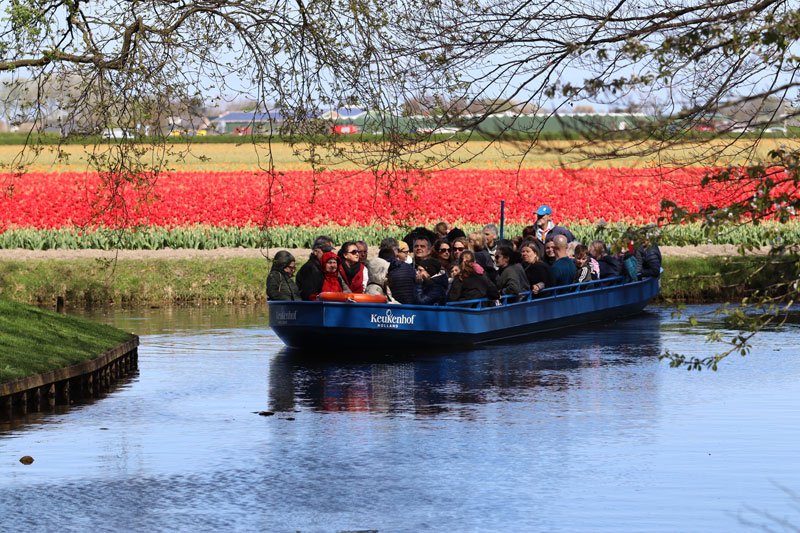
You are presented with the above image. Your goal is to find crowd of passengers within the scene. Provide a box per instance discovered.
[267,205,663,305]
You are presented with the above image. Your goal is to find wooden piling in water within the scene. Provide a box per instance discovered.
[0,337,139,422]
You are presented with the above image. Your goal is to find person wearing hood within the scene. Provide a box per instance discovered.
[413,258,449,305]
[267,250,301,301]
[312,251,351,300]
[365,249,399,303]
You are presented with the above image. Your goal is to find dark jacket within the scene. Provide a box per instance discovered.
[496,263,531,300]
[574,263,598,284]
[635,244,662,277]
[387,257,417,304]
[296,254,325,301]
[542,225,576,243]
[523,260,555,290]
[267,251,301,301]
[448,273,500,303]
[414,273,449,305]
[474,249,497,282]
[595,254,623,279]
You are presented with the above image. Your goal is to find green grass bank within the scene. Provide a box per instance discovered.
[0,255,796,308]
[0,299,134,383]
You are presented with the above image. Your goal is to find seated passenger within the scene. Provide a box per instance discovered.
[543,239,557,265]
[337,241,367,293]
[432,239,452,268]
[452,237,468,262]
[386,247,417,304]
[447,251,500,304]
[519,241,555,295]
[266,250,301,301]
[589,239,622,278]
[494,245,531,302]
[635,240,663,278]
[296,235,333,300]
[314,251,351,299]
[468,231,497,282]
[573,244,599,284]
[550,235,577,287]
[414,258,448,305]
[366,251,398,303]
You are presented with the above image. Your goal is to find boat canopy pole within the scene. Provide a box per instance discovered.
[499,200,505,240]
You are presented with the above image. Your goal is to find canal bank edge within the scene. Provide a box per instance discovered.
[1,336,139,411]
[0,254,797,306]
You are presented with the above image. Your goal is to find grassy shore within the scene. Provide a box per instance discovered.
[0,298,133,383]
[0,255,795,307]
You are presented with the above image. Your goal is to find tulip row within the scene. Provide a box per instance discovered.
[1,222,798,250]
[0,166,787,230]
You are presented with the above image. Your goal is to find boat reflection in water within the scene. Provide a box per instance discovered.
[268,311,663,416]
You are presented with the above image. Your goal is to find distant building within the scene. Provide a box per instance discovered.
[212,110,285,134]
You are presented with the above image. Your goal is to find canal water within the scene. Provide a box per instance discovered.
[1,305,799,532]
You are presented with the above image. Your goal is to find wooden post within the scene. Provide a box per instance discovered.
[3,395,12,420]
[87,373,94,397]
[18,391,27,415]
[33,387,41,412]
[56,296,65,314]
[47,384,56,408]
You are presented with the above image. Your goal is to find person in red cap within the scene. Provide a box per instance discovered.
[534,204,575,244]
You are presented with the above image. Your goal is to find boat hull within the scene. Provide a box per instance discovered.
[269,276,660,350]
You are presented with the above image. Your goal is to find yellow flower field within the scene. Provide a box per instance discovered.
[0,138,794,173]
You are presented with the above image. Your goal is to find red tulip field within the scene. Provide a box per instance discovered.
[0,166,796,249]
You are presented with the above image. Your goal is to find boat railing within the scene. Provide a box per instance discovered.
[444,275,627,309]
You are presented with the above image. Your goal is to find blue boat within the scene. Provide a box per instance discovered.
[269,275,661,349]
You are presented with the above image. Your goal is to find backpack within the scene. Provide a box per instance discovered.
[622,252,638,282]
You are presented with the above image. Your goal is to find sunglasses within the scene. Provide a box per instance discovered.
[398,248,409,253]
[453,246,465,251]
[437,248,450,253]
[347,249,358,255]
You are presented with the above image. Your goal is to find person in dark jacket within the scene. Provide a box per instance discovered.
[387,255,417,304]
[534,205,575,243]
[413,258,448,305]
[448,251,500,304]
[267,250,301,301]
[296,236,333,300]
[520,241,555,295]
[635,241,662,277]
[494,245,531,302]
[589,239,623,279]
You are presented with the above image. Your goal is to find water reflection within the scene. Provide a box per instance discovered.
[269,311,663,415]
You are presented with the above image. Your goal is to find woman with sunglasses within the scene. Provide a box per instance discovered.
[451,237,468,261]
[267,250,302,301]
[337,240,367,293]
[432,239,452,268]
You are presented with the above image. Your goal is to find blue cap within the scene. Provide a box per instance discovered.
[535,205,552,216]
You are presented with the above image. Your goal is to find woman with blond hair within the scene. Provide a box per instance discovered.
[467,231,497,282]
[447,251,499,304]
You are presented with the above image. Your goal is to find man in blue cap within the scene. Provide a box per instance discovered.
[535,205,575,243]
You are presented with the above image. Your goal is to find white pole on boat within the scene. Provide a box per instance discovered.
[499,200,505,240]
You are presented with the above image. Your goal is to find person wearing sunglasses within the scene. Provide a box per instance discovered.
[432,238,452,267]
[337,240,367,293]
[451,237,468,260]
[267,250,301,301]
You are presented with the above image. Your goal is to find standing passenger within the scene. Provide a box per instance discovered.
[550,235,576,287]
[483,224,499,264]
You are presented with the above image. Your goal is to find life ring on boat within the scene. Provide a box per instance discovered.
[317,292,387,304]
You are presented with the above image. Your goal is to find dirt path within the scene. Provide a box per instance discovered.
[0,244,772,260]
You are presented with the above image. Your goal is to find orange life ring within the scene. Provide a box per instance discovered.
[317,292,387,304]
